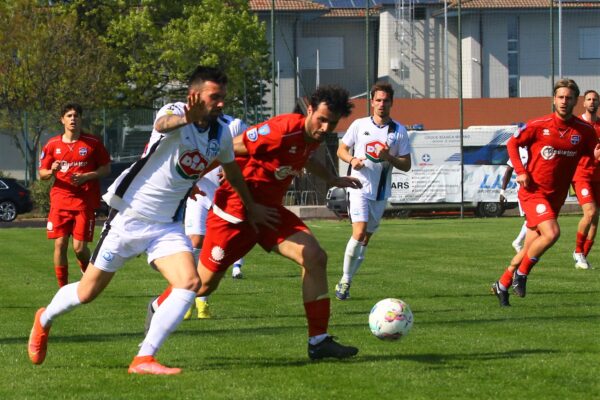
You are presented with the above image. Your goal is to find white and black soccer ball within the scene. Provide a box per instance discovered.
[368,298,414,341]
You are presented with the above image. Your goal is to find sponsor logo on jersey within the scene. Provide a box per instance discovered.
[571,135,580,145]
[79,147,88,156]
[176,150,209,179]
[289,145,297,154]
[581,188,590,197]
[387,132,397,146]
[274,166,297,180]
[535,203,548,215]
[247,128,258,142]
[543,128,550,136]
[258,125,271,135]
[102,251,114,262]
[206,139,220,158]
[59,161,69,172]
[210,246,225,263]
[540,145,576,160]
[363,131,370,136]
[56,148,62,155]
[365,140,386,162]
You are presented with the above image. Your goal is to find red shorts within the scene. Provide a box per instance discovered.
[46,207,96,242]
[519,194,562,229]
[200,205,309,272]
[572,180,600,206]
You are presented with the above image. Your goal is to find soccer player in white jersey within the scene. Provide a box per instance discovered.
[182,114,247,319]
[27,66,277,375]
[500,145,529,252]
[334,81,411,300]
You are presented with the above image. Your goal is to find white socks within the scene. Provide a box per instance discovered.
[139,288,196,357]
[515,221,527,244]
[41,282,82,328]
[341,237,367,283]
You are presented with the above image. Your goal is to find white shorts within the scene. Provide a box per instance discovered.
[184,195,210,236]
[348,192,386,233]
[92,212,192,273]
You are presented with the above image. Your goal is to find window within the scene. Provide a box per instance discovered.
[579,27,600,59]
[507,16,519,98]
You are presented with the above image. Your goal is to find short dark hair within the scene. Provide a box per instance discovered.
[370,81,394,99]
[554,78,580,98]
[583,89,599,98]
[61,103,82,117]
[188,66,228,88]
[309,85,353,117]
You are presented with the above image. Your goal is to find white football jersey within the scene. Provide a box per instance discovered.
[103,102,235,223]
[343,116,410,201]
[194,114,248,209]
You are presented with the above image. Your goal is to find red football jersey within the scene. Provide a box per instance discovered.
[508,113,597,202]
[39,133,111,210]
[213,113,320,220]
[572,116,600,183]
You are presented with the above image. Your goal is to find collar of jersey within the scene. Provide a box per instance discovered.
[370,116,392,129]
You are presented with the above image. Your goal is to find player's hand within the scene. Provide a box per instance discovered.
[594,143,600,161]
[246,203,280,232]
[331,176,362,189]
[70,173,87,186]
[51,161,61,174]
[188,185,206,200]
[349,157,366,171]
[377,144,392,162]
[184,92,207,124]
[516,173,530,189]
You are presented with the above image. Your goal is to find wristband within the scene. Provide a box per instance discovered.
[499,189,505,196]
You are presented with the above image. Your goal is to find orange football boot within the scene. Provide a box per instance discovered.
[128,356,182,375]
[28,308,51,365]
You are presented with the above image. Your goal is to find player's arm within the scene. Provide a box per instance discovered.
[70,163,111,186]
[305,156,362,189]
[338,141,365,171]
[507,134,530,189]
[232,134,249,156]
[39,146,59,180]
[154,93,207,133]
[220,161,279,230]
[499,165,514,203]
[39,162,60,180]
[380,150,411,172]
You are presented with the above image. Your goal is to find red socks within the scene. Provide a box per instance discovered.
[575,232,586,253]
[54,266,68,287]
[499,268,514,289]
[583,239,594,257]
[304,298,330,337]
[517,257,538,276]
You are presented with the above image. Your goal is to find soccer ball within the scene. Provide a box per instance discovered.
[368,298,414,340]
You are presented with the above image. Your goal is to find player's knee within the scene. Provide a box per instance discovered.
[304,245,327,269]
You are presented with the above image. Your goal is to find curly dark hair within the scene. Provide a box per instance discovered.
[308,85,353,117]
[188,66,228,88]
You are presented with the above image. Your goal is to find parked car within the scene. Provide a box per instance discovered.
[0,178,33,222]
[96,161,135,216]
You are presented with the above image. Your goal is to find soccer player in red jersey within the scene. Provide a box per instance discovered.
[149,85,362,360]
[491,79,600,306]
[39,104,111,287]
[571,89,600,269]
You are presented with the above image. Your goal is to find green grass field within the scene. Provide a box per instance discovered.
[1,216,599,399]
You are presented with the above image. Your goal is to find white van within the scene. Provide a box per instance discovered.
[329,125,522,217]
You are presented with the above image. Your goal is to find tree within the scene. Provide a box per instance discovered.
[64,0,271,116]
[0,0,118,182]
